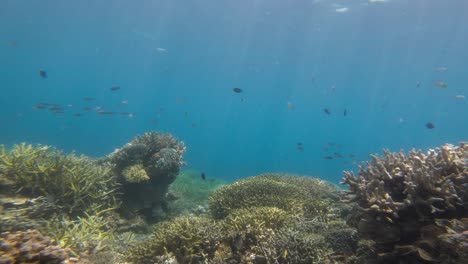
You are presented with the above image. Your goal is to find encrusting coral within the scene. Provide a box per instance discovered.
[342,142,468,263]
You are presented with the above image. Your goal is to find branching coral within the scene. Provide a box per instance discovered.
[126,216,220,263]
[342,142,468,263]
[0,143,120,217]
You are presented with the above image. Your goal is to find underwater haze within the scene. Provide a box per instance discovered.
[1,0,467,184]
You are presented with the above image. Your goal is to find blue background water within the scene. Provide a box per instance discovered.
[1,0,467,184]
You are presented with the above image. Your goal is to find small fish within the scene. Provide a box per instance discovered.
[240,97,245,102]
[120,112,134,117]
[343,109,347,116]
[322,147,329,152]
[83,97,94,101]
[156,47,167,53]
[98,111,115,115]
[327,142,335,147]
[190,122,197,127]
[83,107,93,111]
[334,152,343,158]
[324,156,334,160]
[323,108,331,115]
[455,95,465,100]
[330,85,336,93]
[49,106,63,111]
[39,70,47,78]
[233,88,242,93]
[287,102,295,110]
[73,113,82,117]
[33,104,47,110]
[184,111,189,117]
[201,172,206,180]
[349,154,356,158]
[433,80,448,89]
[416,81,421,88]
[110,86,120,91]
[121,100,129,104]
[425,122,435,129]
[435,67,448,72]
[297,142,304,151]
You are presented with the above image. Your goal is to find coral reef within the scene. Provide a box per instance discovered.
[208,173,341,220]
[126,173,355,264]
[342,142,468,263]
[0,143,120,217]
[0,229,75,264]
[167,170,225,217]
[105,132,186,219]
[127,215,221,263]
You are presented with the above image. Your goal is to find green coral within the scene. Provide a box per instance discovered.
[208,176,304,219]
[127,216,220,263]
[0,143,119,216]
[122,164,149,183]
[208,173,341,220]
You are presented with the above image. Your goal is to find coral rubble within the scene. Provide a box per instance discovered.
[342,142,468,263]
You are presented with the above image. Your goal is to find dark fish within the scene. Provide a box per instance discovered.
[83,107,93,111]
[73,113,82,117]
[110,86,120,91]
[201,172,206,180]
[97,111,115,115]
[297,143,304,151]
[343,109,347,116]
[323,108,331,115]
[297,142,303,146]
[84,97,94,101]
[416,81,421,88]
[190,122,197,127]
[334,152,343,158]
[425,122,435,129]
[324,156,334,160]
[233,87,242,93]
[349,154,356,158]
[33,104,47,110]
[39,70,47,78]
[185,112,189,117]
[327,142,335,147]
[49,106,63,111]
[322,147,329,152]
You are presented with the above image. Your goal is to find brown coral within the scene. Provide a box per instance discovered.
[342,142,468,263]
[0,229,74,264]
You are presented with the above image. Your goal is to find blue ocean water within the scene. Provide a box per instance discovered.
[1,0,467,184]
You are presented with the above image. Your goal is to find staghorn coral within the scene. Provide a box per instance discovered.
[0,143,120,217]
[342,142,468,263]
[0,229,74,264]
[105,132,186,219]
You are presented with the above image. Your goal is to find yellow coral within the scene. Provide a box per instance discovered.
[122,164,150,183]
